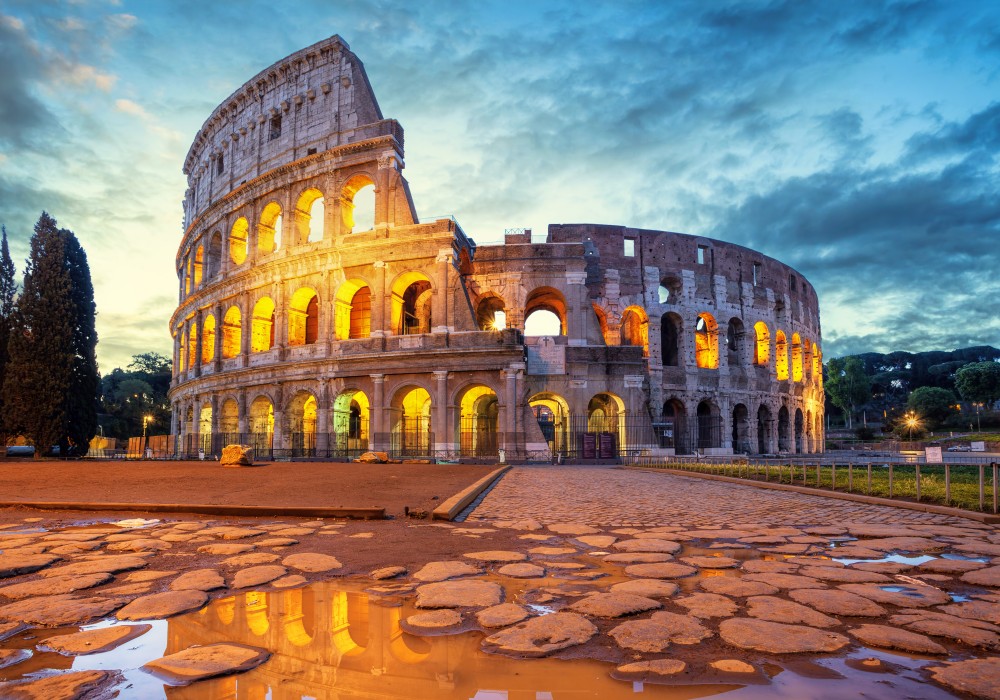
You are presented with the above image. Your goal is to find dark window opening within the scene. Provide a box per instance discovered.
[216,154,224,175]
[269,115,282,141]
[753,262,762,286]
[307,147,317,156]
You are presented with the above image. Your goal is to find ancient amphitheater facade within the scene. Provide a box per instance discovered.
[169,35,824,461]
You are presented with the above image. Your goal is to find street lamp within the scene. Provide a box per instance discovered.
[143,415,153,440]
[904,411,919,442]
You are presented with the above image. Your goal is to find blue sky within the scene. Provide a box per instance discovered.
[1,0,998,372]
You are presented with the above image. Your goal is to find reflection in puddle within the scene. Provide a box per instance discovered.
[833,553,936,566]
[941,553,990,562]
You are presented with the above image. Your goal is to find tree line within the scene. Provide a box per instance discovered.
[825,346,1000,436]
[0,214,99,458]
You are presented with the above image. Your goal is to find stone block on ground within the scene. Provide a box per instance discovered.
[142,643,270,685]
[220,445,254,467]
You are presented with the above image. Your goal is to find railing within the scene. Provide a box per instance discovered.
[630,457,1000,514]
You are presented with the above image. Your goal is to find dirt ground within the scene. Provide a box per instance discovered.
[0,459,497,518]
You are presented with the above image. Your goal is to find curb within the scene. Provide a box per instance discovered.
[432,465,510,521]
[628,467,1000,525]
[0,501,386,520]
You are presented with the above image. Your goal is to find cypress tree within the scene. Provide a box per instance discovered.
[61,229,99,455]
[0,226,16,442]
[3,213,74,458]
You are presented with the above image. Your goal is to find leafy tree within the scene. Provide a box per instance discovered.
[906,386,958,428]
[128,352,171,376]
[61,230,99,455]
[99,352,172,439]
[0,226,16,441]
[3,213,74,456]
[955,361,1000,407]
[825,357,871,428]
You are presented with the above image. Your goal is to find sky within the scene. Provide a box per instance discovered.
[1,0,998,373]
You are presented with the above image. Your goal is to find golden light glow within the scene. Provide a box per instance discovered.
[340,174,376,234]
[251,297,276,352]
[334,279,372,340]
[192,244,203,288]
[791,332,803,382]
[249,396,274,434]
[201,313,216,364]
[296,187,325,243]
[221,306,242,359]
[288,287,319,346]
[220,398,239,433]
[620,305,649,358]
[229,217,248,265]
[753,321,770,366]
[187,322,198,369]
[695,312,719,369]
[391,271,433,335]
[524,287,567,336]
[775,330,788,380]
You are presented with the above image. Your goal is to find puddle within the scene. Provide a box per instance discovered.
[111,518,161,529]
[941,553,990,562]
[949,593,972,603]
[833,553,936,566]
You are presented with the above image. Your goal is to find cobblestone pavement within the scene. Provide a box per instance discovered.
[467,466,978,526]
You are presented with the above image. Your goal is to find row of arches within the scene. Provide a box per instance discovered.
[661,398,822,454]
[180,180,376,297]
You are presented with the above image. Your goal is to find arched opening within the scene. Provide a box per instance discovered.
[660,398,689,453]
[342,175,376,233]
[586,393,625,458]
[757,405,772,454]
[458,385,499,457]
[201,314,216,365]
[230,217,248,265]
[198,404,212,453]
[592,304,610,345]
[390,386,431,456]
[775,330,789,380]
[524,287,567,336]
[476,296,507,332]
[334,279,372,340]
[794,408,804,454]
[813,343,822,386]
[288,287,319,346]
[245,591,269,637]
[791,333,803,382]
[803,339,813,382]
[219,398,239,437]
[661,313,681,366]
[207,232,222,279]
[187,323,197,370]
[192,244,203,289]
[529,392,570,457]
[697,400,721,449]
[732,403,750,454]
[620,306,649,358]
[184,256,193,296]
[777,405,790,452]
[258,201,282,255]
[221,306,242,359]
[695,313,719,369]
[391,272,432,335]
[287,391,318,457]
[726,318,745,367]
[296,187,325,244]
[251,297,276,352]
[333,390,369,456]
[658,275,681,305]
[805,409,813,453]
[178,329,186,373]
[284,588,316,647]
[753,321,770,366]
[249,396,274,455]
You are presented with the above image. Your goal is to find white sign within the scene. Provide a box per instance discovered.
[972,441,986,452]
[925,446,943,463]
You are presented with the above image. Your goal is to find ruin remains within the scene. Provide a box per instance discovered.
[169,35,824,461]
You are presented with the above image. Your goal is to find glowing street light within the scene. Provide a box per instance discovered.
[904,411,919,442]
[143,414,153,440]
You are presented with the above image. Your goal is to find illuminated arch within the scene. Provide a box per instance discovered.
[803,338,813,382]
[219,398,238,434]
[341,174,376,233]
[753,321,770,366]
[187,322,198,370]
[333,389,369,453]
[192,244,203,289]
[524,287,566,336]
[283,588,315,647]
[390,271,433,336]
[258,201,282,255]
[791,332,803,382]
[249,396,274,435]
[813,343,822,386]
[588,392,626,452]
[201,313,216,365]
[216,596,235,625]
[207,231,222,279]
[476,295,507,331]
[221,306,242,359]
[245,591,269,636]
[230,217,248,265]
[288,287,319,346]
[334,279,372,340]
[529,392,570,456]
[251,297,275,352]
[620,306,649,357]
[592,304,610,345]
[198,403,212,451]
[390,385,432,455]
[457,384,499,457]
[775,331,789,380]
[178,329,186,373]
[296,187,325,243]
[694,312,719,369]
[287,391,318,456]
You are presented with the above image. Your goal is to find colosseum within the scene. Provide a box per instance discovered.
[169,35,824,461]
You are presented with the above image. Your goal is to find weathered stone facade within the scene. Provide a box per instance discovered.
[169,35,824,460]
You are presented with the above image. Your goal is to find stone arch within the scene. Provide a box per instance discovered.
[251,297,276,352]
[341,173,376,234]
[778,405,791,452]
[476,295,507,331]
[529,392,570,457]
[334,278,373,340]
[391,271,432,335]
[457,384,499,457]
[757,404,772,454]
[732,403,751,454]
[249,395,274,447]
[753,321,770,366]
[524,287,567,336]
[192,244,204,289]
[177,328,186,373]
[283,588,316,647]
[230,216,249,265]
[697,400,721,449]
[661,312,681,366]
[794,407,804,454]
[792,332,803,382]
[286,390,318,456]
[620,305,649,358]
[390,385,432,456]
[813,343,822,386]
[588,392,626,454]
[333,389,369,454]
[219,397,239,435]
[245,591,269,637]
[221,305,242,359]
[775,330,789,380]
[592,304,610,345]
[187,321,198,370]
[207,231,222,279]
[658,275,682,305]
[288,287,319,346]
[201,313,216,365]
[258,201,282,255]
[661,398,689,454]
[296,187,325,244]
[726,317,745,367]
[695,313,719,369]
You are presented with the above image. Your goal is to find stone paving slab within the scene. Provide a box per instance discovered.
[466,467,977,526]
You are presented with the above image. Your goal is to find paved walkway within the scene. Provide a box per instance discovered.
[467,466,977,526]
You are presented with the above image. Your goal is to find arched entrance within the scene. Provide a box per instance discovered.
[458,385,499,457]
[697,400,721,450]
[249,396,274,457]
[794,408,804,454]
[660,398,689,454]
[778,405,791,453]
[333,390,369,457]
[757,405,772,454]
[732,403,751,454]
[287,392,318,457]
[584,393,625,459]
[390,386,431,456]
[528,393,570,458]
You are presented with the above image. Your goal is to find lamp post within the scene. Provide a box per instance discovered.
[143,415,152,440]
[905,411,918,442]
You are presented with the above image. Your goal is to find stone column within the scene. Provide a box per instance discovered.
[432,370,451,457]
[623,374,651,450]
[432,249,452,333]
[503,366,520,457]
[275,282,288,350]
[369,374,386,451]
[241,292,252,367]
[271,384,285,453]
[237,390,248,435]
[371,261,387,337]
[193,310,203,377]
[316,379,330,456]
[566,270,589,346]
[213,303,223,370]
[173,333,181,378]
